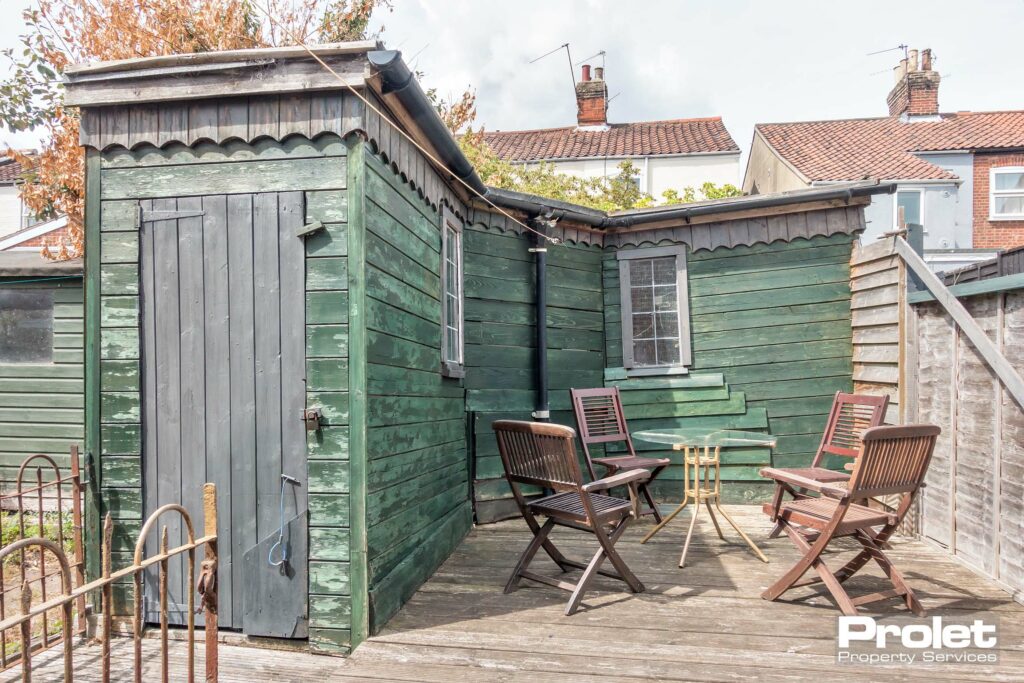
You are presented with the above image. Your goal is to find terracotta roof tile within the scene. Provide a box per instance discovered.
[757,111,1024,182]
[483,117,739,162]
[0,158,27,184]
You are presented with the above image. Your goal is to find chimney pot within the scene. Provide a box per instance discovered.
[575,63,608,127]
[921,48,933,71]
[594,66,604,80]
[909,49,919,72]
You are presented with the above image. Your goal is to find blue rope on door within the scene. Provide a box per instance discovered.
[269,474,301,567]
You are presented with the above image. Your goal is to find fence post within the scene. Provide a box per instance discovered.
[19,581,30,683]
[70,446,87,636]
[201,484,218,683]
[101,514,112,683]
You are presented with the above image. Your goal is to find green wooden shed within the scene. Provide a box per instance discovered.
[0,252,83,494]
[64,42,894,654]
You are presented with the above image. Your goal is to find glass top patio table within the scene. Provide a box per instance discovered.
[632,428,777,449]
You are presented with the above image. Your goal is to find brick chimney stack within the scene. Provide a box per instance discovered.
[887,48,940,118]
[576,64,608,128]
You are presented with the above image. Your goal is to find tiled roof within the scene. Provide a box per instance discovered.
[756,111,1024,182]
[0,158,27,184]
[483,117,739,162]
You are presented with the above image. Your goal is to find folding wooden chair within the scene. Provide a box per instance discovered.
[492,419,649,615]
[760,424,940,616]
[570,387,670,522]
[761,392,888,536]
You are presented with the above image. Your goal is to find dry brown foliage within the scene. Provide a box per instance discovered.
[5,0,385,259]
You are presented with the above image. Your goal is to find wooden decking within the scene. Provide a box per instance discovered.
[7,506,1023,681]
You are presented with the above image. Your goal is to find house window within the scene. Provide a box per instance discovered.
[440,207,464,377]
[0,289,53,363]
[894,189,924,230]
[617,245,691,374]
[990,167,1024,220]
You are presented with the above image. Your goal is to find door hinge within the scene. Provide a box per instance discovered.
[138,207,207,227]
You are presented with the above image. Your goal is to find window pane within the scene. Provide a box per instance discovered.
[652,257,676,285]
[632,313,654,339]
[655,312,679,338]
[630,286,653,312]
[656,339,680,365]
[995,196,1024,216]
[629,259,652,286]
[0,289,53,363]
[633,340,656,366]
[653,285,677,312]
[896,191,922,226]
[994,172,1024,191]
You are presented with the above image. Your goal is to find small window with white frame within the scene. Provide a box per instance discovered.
[990,167,1024,220]
[617,245,691,375]
[894,188,924,230]
[440,206,464,378]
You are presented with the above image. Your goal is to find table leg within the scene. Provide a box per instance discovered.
[713,499,769,563]
[640,445,691,544]
[640,498,688,543]
[705,501,725,539]
[678,494,702,568]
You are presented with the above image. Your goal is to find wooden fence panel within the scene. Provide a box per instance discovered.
[851,237,901,423]
[911,287,1024,603]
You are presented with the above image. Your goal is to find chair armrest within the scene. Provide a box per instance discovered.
[583,468,651,493]
[759,467,848,500]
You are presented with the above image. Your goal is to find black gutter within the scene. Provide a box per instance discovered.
[528,217,551,422]
[368,51,894,232]
[368,50,488,197]
[483,181,898,229]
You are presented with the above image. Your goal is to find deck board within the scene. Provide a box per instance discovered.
[5,506,1022,681]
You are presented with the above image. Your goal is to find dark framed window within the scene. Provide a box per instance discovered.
[617,245,691,375]
[440,206,465,378]
[0,289,54,363]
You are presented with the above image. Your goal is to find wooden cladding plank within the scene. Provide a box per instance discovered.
[101,156,346,200]
[100,232,140,264]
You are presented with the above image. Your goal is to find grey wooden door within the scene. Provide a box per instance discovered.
[139,193,308,635]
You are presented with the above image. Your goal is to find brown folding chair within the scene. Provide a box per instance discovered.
[760,424,940,616]
[570,387,670,522]
[761,392,888,535]
[492,419,649,615]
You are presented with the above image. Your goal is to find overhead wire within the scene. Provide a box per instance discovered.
[246,0,558,244]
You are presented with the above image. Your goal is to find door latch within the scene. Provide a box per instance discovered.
[301,407,322,431]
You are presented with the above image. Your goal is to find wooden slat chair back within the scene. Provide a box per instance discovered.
[494,420,584,493]
[846,425,938,501]
[570,387,670,522]
[570,387,633,477]
[764,393,889,540]
[760,424,940,617]
[814,392,890,466]
[492,420,649,615]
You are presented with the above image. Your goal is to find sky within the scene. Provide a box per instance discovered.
[2,0,1023,182]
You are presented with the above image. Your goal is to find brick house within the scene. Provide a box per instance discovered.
[743,48,1024,265]
[484,64,741,200]
[0,157,73,252]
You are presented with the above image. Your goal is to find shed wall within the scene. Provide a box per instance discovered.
[360,151,471,632]
[0,279,83,491]
[463,224,606,523]
[89,134,353,651]
[605,230,855,501]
